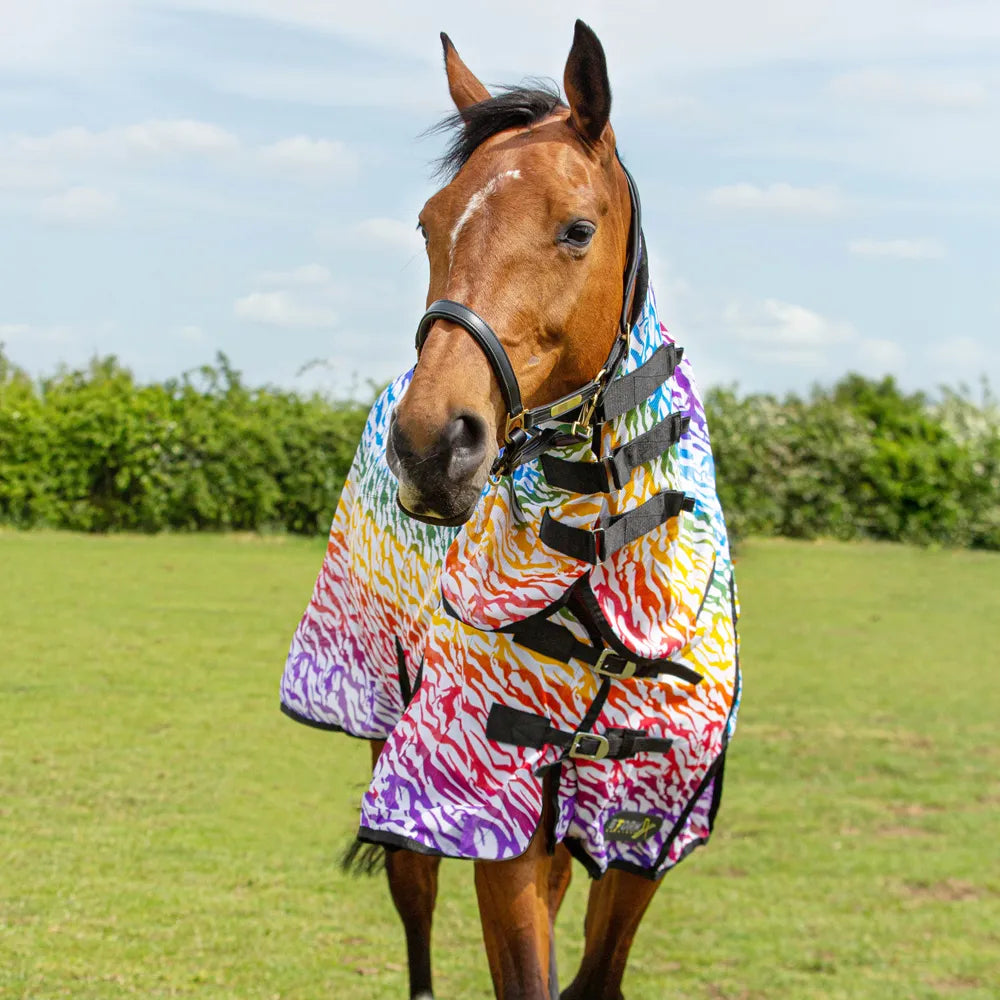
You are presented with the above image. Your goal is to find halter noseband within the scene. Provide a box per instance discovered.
[413,159,644,479]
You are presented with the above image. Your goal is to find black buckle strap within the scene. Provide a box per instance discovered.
[594,344,684,423]
[486,704,674,761]
[502,616,703,684]
[540,490,694,564]
[517,381,603,433]
[541,412,690,494]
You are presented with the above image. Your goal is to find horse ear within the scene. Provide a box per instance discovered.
[441,32,490,111]
[563,20,612,148]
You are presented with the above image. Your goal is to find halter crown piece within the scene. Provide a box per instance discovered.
[414,159,646,479]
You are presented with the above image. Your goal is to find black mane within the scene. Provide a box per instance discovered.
[430,81,566,179]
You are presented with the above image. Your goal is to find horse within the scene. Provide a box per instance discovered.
[281,21,741,1000]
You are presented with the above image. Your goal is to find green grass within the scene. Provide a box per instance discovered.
[1,531,998,999]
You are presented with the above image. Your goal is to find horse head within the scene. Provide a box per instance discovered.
[387,21,640,525]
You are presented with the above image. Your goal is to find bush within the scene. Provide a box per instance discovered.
[705,375,1000,550]
[0,350,369,535]
[2,348,997,549]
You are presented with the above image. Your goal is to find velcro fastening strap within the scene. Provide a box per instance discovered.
[503,617,703,685]
[594,344,684,423]
[541,412,690,493]
[540,490,694,564]
[486,704,674,760]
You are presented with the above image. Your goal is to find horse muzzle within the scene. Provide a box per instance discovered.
[387,410,494,526]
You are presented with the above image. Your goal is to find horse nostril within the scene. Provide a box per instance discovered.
[388,413,416,475]
[443,413,488,482]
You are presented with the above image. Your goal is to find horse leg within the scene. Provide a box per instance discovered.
[560,869,661,1000]
[546,844,573,997]
[475,787,562,1000]
[370,740,441,1000]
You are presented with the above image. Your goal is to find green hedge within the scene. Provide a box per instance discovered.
[705,375,1000,550]
[0,351,368,535]
[2,350,998,547]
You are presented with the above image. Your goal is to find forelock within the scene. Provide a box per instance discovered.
[430,80,566,179]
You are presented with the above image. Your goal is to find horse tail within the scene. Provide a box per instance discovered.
[340,837,387,877]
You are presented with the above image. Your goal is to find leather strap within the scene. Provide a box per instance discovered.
[486,704,674,761]
[540,490,694,564]
[415,299,523,419]
[541,412,690,494]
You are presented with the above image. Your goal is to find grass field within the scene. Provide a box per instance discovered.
[1,531,999,999]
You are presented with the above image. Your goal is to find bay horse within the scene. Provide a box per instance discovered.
[281,20,740,1000]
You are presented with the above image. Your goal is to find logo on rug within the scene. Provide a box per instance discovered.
[604,811,664,842]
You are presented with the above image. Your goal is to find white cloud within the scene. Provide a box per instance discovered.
[258,263,333,286]
[257,136,358,178]
[174,324,205,342]
[212,65,443,111]
[14,120,240,160]
[939,335,995,372]
[724,298,856,366]
[828,69,988,109]
[233,291,338,328]
[848,238,946,260]
[118,119,239,155]
[38,186,117,224]
[0,160,62,191]
[707,182,843,216]
[353,217,424,253]
[0,0,127,76]
[857,337,906,369]
[0,322,75,344]
[721,297,910,377]
[159,1,1000,74]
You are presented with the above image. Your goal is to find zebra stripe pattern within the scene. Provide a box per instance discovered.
[281,284,741,876]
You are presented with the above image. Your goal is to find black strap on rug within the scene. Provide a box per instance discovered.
[486,704,674,762]
[501,614,702,684]
[540,490,695,564]
[541,412,690,494]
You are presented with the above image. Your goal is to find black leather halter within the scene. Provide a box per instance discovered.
[414,159,644,478]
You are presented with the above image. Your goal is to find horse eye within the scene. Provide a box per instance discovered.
[417,221,428,244]
[561,220,596,248]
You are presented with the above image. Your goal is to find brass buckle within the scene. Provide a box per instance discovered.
[594,648,637,680]
[506,411,525,436]
[568,389,601,439]
[569,732,610,761]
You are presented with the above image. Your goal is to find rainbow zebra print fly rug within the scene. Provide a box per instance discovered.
[280,285,741,879]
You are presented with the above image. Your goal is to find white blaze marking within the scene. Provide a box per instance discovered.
[449,169,521,268]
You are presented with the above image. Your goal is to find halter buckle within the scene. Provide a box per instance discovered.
[569,732,610,761]
[506,411,526,436]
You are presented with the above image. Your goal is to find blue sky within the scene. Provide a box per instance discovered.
[1,0,997,398]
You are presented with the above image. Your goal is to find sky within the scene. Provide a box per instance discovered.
[1,0,998,398]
